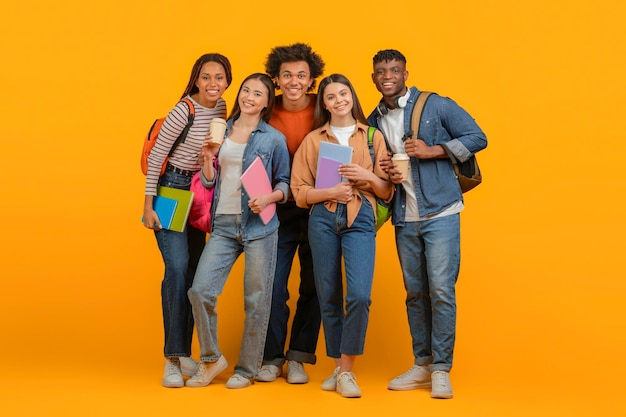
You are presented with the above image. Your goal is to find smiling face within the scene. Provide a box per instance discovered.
[194,61,229,107]
[372,59,409,102]
[322,82,354,120]
[276,61,312,104]
[237,78,269,116]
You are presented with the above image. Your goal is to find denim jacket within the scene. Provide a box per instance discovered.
[201,118,290,240]
[367,86,487,224]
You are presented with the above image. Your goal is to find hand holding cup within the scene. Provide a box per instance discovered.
[208,118,227,146]
[391,153,410,181]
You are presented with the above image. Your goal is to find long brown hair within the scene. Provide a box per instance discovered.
[228,73,276,123]
[313,74,368,129]
[180,53,233,99]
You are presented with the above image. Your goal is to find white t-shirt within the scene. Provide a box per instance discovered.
[330,125,355,147]
[379,108,463,221]
[215,138,246,215]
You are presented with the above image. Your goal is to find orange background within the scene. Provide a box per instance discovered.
[1,0,625,416]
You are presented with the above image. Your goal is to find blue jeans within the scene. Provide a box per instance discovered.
[188,214,277,378]
[263,202,320,366]
[308,200,376,358]
[394,214,460,372]
[155,170,205,358]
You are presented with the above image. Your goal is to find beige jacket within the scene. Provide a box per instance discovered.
[291,121,393,227]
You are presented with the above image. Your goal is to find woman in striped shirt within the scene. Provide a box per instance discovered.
[142,53,232,388]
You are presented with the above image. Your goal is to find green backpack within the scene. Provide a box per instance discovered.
[367,126,392,231]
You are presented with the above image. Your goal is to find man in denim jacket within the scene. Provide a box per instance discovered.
[367,49,487,399]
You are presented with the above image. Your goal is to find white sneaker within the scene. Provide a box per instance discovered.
[256,364,282,382]
[430,371,453,399]
[179,357,199,376]
[162,358,184,388]
[388,365,432,390]
[321,367,340,391]
[336,371,362,398]
[226,373,252,389]
[185,356,228,387]
[287,361,309,384]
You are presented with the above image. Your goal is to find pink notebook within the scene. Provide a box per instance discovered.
[240,156,276,224]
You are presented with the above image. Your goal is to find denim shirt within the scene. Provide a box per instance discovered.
[201,118,290,240]
[367,86,487,223]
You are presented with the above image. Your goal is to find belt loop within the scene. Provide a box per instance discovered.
[165,163,198,177]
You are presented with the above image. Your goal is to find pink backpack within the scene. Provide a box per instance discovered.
[189,158,218,233]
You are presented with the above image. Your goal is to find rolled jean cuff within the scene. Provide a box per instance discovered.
[429,363,452,372]
[262,358,285,367]
[414,356,433,367]
[286,349,317,365]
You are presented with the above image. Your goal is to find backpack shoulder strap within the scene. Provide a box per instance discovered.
[410,91,433,140]
[167,98,196,157]
[367,126,377,165]
[180,97,196,117]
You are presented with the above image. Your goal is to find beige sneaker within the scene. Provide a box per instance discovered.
[321,367,340,391]
[185,356,228,387]
[226,373,252,389]
[336,371,362,398]
[179,357,199,376]
[287,361,309,384]
[430,371,453,399]
[388,365,432,390]
[162,358,184,388]
[256,364,282,382]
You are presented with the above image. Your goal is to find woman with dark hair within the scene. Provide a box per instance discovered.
[187,73,291,389]
[142,53,232,388]
[291,74,393,398]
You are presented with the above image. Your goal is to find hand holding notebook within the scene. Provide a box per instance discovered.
[240,156,276,224]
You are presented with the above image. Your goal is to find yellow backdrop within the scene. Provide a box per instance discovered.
[1,0,625,416]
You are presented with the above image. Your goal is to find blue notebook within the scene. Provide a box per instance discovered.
[152,196,178,229]
[156,186,194,232]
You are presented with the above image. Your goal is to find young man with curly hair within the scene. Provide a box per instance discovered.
[256,43,326,385]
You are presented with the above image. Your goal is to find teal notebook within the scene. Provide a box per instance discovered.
[156,186,194,232]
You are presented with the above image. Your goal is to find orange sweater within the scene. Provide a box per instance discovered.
[291,121,393,227]
[269,95,316,163]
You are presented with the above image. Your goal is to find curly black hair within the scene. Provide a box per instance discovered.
[265,42,325,91]
[372,49,407,65]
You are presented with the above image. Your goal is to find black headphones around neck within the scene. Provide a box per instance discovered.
[376,88,411,116]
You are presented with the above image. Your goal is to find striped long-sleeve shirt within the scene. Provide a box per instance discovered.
[144,96,227,196]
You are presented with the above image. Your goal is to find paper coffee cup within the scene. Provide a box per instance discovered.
[392,153,410,180]
[208,118,227,145]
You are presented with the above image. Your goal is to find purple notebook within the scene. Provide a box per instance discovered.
[315,157,344,188]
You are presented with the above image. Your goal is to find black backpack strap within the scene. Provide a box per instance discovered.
[167,98,195,157]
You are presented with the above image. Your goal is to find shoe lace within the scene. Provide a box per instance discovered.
[165,358,180,376]
[191,362,206,378]
[232,374,248,383]
[397,366,419,380]
[290,361,304,374]
[431,371,447,388]
[339,372,357,385]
